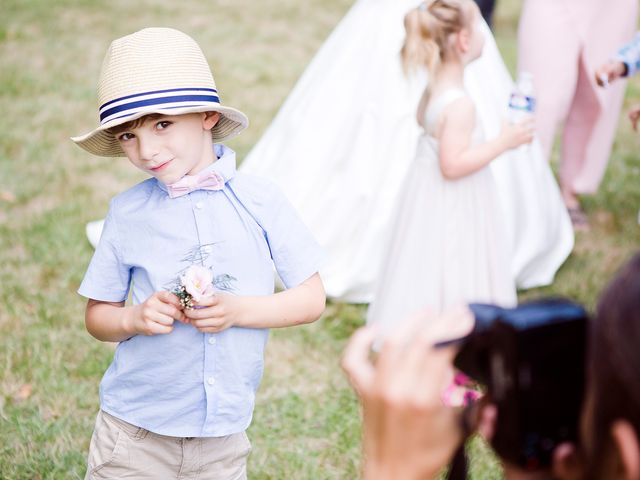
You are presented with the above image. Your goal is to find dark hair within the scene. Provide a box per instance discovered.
[586,253,640,477]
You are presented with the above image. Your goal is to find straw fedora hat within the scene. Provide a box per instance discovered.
[72,27,249,157]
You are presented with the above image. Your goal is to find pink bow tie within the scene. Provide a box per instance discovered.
[166,171,225,199]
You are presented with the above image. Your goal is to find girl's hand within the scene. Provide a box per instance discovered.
[129,291,186,336]
[500,118,535,150]
[184,293,246,333]
[629,105,640,132]
[595,60,626,87]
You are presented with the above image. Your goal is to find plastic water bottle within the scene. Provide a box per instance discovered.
[508,71,536,124]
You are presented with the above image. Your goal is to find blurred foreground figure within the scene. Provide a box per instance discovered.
[343,253,640,480]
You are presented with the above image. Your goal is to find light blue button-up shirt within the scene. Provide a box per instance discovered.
[78,144,324,437]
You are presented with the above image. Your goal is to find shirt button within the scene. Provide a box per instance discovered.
[195,201,204,209]
[208,337,216,345]
[207,377,215,386]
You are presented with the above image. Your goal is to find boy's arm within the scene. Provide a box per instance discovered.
[184,273,326,332]
[86,292,186,342]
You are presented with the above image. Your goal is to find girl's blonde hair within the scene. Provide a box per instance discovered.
[401,0,473,76]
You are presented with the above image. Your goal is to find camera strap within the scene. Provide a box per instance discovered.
[446,442,469,480]
[446,400,480,479]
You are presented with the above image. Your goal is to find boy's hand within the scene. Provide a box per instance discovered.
[184,293,246,333]
[595,60,626,87]
[629,105,640,131]
[129,291,186,336]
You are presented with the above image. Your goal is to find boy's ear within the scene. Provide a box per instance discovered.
[611,420,640,480]
[202,111,221,130]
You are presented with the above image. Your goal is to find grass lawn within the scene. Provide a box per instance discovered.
[1,1,638,478]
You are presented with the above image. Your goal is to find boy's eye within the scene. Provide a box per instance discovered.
[118,132,135,141]
[156,121,172,130]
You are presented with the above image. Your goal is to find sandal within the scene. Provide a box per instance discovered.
[568,207,590,232]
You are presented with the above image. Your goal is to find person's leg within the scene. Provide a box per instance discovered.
[560,0,637,224]
[517,0,580,162]
[563,73,627,196]
[557,56,601,229]
[473,0,496,27]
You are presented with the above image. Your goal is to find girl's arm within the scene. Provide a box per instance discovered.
[184,273,326,332]
[438,97,533,180]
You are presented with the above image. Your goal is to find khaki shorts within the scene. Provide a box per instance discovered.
[85,410,251,480]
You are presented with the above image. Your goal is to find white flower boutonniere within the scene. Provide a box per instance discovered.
[174,265,215,310]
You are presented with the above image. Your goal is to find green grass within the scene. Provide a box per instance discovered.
[1,1,638,478]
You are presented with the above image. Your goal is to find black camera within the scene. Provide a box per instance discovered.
[452,299,588,470]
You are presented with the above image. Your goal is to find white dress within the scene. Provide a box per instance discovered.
[87,0,574,303]
[367,88,517,330]
[239,0,573,303]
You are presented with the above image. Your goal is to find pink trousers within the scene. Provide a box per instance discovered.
[518,0,637,194]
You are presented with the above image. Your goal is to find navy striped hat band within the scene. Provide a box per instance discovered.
[99,87,221,125]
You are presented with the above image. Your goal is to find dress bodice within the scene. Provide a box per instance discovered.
[420,88,484,146]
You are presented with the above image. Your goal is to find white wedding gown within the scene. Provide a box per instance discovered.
[87,0,574,303]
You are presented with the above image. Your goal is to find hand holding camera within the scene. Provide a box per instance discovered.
[342,309,474,480]
[345,300,588,480]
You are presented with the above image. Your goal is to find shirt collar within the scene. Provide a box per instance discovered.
[156,144,237,195]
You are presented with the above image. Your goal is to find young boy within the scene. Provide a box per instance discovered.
[73,27,326,479]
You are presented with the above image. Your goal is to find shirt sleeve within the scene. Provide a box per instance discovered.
[231,177,326,289]
[78,200,132,302]
[615,32,640,77]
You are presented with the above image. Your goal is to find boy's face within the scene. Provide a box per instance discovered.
[114,112,220,184]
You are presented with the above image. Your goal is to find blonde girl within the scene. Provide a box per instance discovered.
[368,0,534,330]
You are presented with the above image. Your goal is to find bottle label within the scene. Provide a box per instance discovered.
[508,93,536,113]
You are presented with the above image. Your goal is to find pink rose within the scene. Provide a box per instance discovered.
[180,265,215,302]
